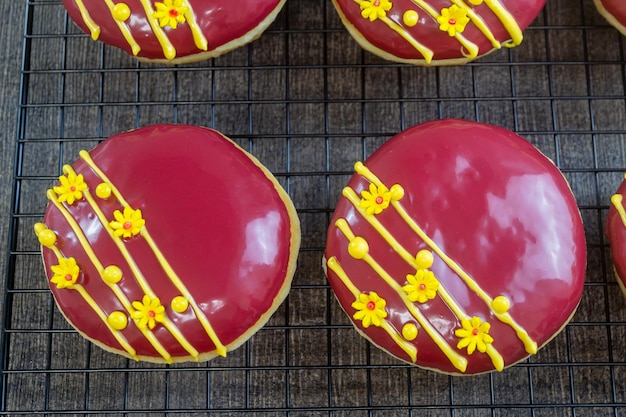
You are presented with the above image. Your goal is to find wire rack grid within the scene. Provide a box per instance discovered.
[2,0,626,415]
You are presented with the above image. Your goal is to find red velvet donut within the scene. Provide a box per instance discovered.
[332,0,546,65]
[606,176,626,298]
[62,0,286,63]
[323,119,586,374]
[35,124,300,363]
[594,0,626,36]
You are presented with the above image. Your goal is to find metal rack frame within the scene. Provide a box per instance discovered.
[2,0,626,415]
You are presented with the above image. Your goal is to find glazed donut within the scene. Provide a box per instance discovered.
[35,124,300,363]
[62,0,286,63]
[332,0,546,65]
[594,0,626,36]
[606,175,626,298]
[323,119,586,374]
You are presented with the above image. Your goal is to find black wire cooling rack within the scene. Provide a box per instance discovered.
[2,0,626,415]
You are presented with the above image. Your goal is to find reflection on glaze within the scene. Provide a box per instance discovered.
[324,119,586,374]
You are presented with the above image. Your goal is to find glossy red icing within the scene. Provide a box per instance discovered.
[41,124,299,361]
[324,119,586,374]
[62,0,285,61]
[332,0,546,64]
[595,0,626,35]
[606,179,626,296]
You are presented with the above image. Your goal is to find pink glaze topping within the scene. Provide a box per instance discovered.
[38,124,298,361]
[324,119,586,374]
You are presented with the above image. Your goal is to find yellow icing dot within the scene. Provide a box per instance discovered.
[491,296,511,314]
[348,237,369,259]
[403,10,419,27]
[112,3,131,22]
[402,323,418,341]
[102,265,122,284]
[390,184,404,201]
[95,183,112,199]
[107,311,128,330]
[34,223,57,247]
[415,250,433,270]
[171,296,189,313]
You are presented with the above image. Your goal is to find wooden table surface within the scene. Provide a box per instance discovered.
[1,0,626,416]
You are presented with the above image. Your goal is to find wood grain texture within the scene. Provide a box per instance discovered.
[2,0,626,415]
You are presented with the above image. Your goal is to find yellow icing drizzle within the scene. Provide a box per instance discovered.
[611,194,626,227]
[353,162,538,356]
[335,219,468,372]
[46,189,174,362]
[104,0,141,56]
[481,0,523,45]
[183,1,208,51]
[326,257,418,362]
[451,0,500,49]
[138,0,177,59]
[379,16,434,63]
[78,151,227,357]
[74,0,101,40]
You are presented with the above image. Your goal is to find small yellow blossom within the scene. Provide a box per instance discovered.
[109,206,145,238]
[455,316,494,355]
[437,5,470,37]
[352,292,387,328]
[131,295,166,330]
[50,257,80,289]
[360,0,392,22]
[403,269,439,303]
[360,183,392,215]
[53,171,87,205]
[153,0,189,29]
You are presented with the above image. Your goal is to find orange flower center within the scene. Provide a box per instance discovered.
[449,19,456,25]
[419,283,426,291]
[64,274,73,281]
[472,328,479,336]
[70,186,76,192]
[373,0,380,5]
[148,310,156,318]
[366,301,376,310]
[375,196,384,204]
[169,9,179,17]
[123,221,133,230]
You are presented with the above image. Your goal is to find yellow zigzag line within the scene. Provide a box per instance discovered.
[353,162,538,355]
[79,151,227,357]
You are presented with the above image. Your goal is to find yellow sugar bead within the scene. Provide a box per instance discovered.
[403,10,419,27]
[102,265,122,284]
[112,3,131,21]
[171,296,189,313]
[491,295,511,314]
[348,237,369,259]
[107,311,128,330]
[95,183,112,199]
[35,223,57,247]
[402,323,418,341]
[390,184,405,201]
[415,250,433,270]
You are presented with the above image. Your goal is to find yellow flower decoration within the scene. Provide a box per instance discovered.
[153,0,189,29]
[53,171,87,205]
[360,183,392,215]
[109,206,145,238]
[360,0,392,22]
[352,292,387,328]
[131,295,166,330]
[455,316,494,355]
[437,5,470,37]
[50,257,80,289]
[402,269,439,303]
